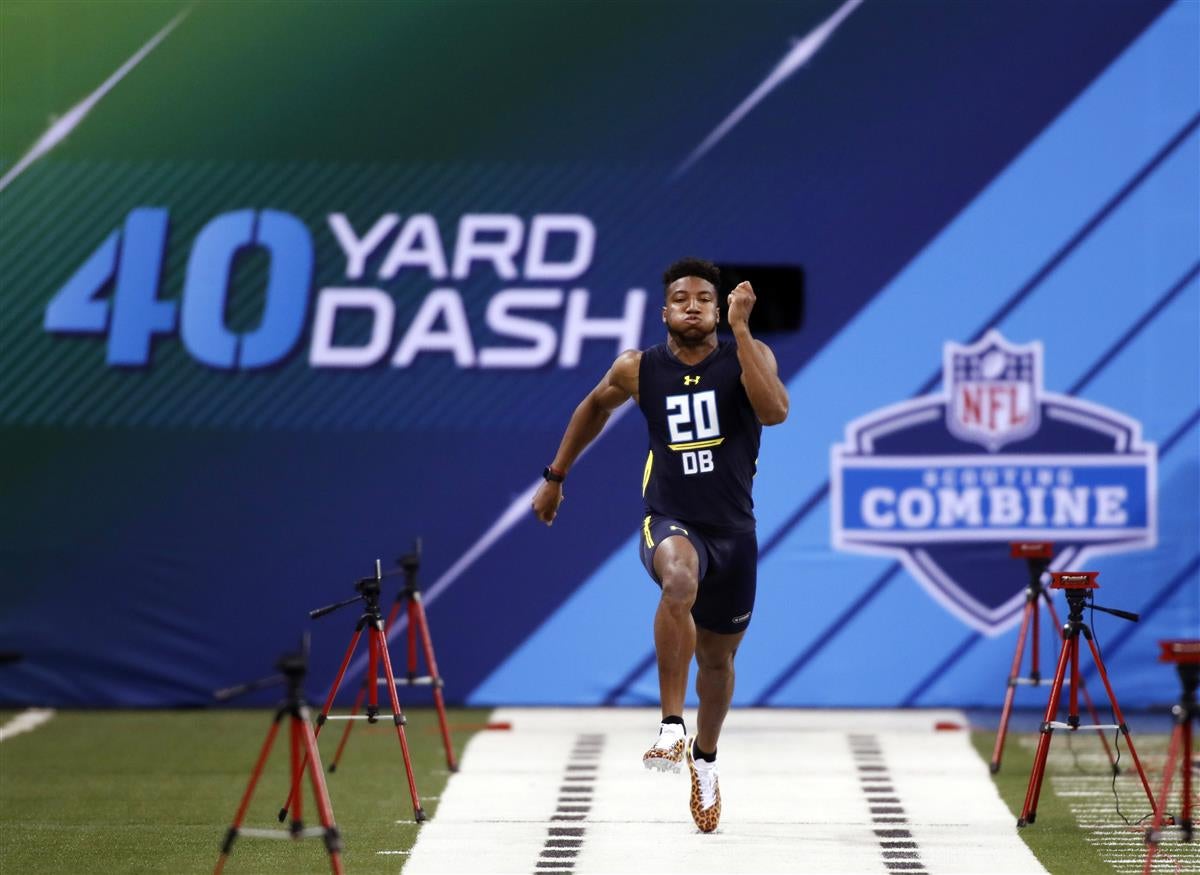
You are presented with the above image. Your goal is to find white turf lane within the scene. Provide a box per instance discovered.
[404,708,1043,874]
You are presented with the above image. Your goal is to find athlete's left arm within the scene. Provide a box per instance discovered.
[728,281,789,426]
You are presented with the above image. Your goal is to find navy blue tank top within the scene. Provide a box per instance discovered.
[638,340,761,532]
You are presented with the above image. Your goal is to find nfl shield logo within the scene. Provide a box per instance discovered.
[944,330,1041,451]
[831,328,1156,634]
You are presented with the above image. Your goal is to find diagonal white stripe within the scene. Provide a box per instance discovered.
[340,401,636,682]
[0,708,56,742]
[673,0,865,180]
[0,8,190,195]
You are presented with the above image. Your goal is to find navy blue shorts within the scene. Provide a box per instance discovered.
[638,514,757,634]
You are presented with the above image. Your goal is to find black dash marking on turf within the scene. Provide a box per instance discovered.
[533,735,606,873]
[850,735,926,874]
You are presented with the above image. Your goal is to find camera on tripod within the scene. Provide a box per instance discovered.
[353,570,381,599]
[1049,571,1098,590]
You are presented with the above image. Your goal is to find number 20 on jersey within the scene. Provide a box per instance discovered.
[665,390,720,476]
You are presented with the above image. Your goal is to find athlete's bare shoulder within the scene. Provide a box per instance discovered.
[611,349,641,401]
[611,348,641,391]
[587,349,640,411]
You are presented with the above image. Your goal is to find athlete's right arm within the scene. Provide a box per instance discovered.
[531,349,641,526]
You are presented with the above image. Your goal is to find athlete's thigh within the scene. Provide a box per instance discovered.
[653,535,700,584]
[691,529,757,633]
[638,515,710,585]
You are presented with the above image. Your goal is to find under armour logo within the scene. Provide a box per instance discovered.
[683,375,700,386]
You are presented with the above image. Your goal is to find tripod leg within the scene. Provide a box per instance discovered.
[289,712,305,830]
[328,684,367,773]
[1019,635,1073,826]
[1143,724,1183,875]
[407,597,419,681]
[384,599,402,633]
[298,708,345,875]
[280,627,364,822]
[1031,590,1041,682]
[373,623,426,822]
[368,626,380,717]
[1083,635,1157,812]
[1068,632,1081,729]
[214,713,284,875]
[1183,717,1194,841]
[992,598,1033,773]
[1043,597,1119,770]
[413,594,458,772]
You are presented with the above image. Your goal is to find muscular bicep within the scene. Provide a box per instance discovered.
[740,339,780,385]
[756,340,779,375]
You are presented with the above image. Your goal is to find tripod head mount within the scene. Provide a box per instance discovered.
[373,537,424,583]
[1159,641,1200,713]
[1011,541,1053,590]
[1050,571,1140,624]
[309,560,385,620]
[214,634,311,703]
[1159,640,1200,665]
[397,537,422,575]
[1011,541,1054,560]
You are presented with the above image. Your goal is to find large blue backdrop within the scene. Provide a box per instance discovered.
[0,0,1196,709]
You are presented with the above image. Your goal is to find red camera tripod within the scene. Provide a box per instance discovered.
[991,543,1117,773]
[1142,639,1198,874]
[278,561,425,826]
[327,540,457,775]
[1017,571,1157,828]
[214,640,343,875]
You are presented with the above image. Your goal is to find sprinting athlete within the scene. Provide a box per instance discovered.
[531,257,789,832]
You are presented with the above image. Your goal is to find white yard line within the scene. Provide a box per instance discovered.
[404,708,1044,874]
[0,708,56,742]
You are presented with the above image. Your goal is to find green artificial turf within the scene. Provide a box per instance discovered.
[4,710,1193,874]
[971,727,1195,875]
[971,729,1118,874]
[1,707,489,874]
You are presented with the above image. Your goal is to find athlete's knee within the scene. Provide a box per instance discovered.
[658,563,698,613]
[696,647,735,674]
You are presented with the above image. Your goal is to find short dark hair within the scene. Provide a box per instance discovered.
[662,257,720,298]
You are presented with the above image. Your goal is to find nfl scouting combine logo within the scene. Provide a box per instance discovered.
[831,331,1157,634]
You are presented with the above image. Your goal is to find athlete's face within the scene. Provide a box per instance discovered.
[663,276,719,345]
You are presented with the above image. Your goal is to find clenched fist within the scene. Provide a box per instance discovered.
[727,281,756,330]
[531,481,564,526]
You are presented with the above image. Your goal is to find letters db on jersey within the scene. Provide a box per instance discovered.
[830,331,1156,634]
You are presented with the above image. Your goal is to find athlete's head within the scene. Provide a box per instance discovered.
[661,257,720,346]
